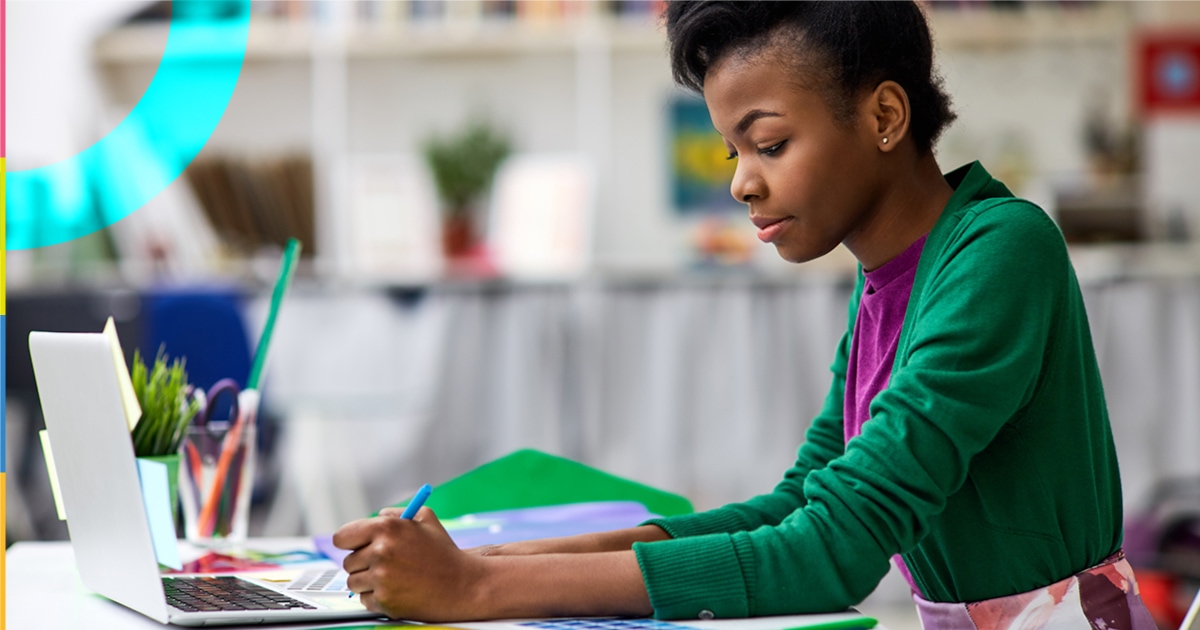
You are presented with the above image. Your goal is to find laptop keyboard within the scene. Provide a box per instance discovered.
[163,576,317,613]
[286,568,351,593]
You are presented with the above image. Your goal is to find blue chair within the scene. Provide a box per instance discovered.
[141,287,252,421]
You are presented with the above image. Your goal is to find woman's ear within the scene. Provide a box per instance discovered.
[868,80,910,153]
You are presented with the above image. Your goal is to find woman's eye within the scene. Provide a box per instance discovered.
[758,141,786,156]
[725,151,739,161]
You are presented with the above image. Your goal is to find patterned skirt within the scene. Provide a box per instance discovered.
[912,551,1156,630]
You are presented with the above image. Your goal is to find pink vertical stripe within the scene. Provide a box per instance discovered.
[2,0,6,157]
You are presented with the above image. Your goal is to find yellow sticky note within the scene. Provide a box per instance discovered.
[103,316,142,431]
[39,430,67,521]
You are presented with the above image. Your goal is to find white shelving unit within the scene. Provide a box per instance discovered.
[94,5,678,279]
[93,15,667,63]
[926,3,1132,50]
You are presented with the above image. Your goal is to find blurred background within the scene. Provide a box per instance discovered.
[7,1,1200,627]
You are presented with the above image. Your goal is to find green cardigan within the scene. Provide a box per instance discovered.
[633,162,1123,619]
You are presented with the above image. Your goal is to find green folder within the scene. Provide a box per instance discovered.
[389,449,693,519]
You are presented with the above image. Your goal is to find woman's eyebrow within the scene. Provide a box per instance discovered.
[735,110,782,136]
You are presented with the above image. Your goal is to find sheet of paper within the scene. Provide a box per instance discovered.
[38,430,67,521]
[314,502,656,565]
[136,458,182,570]
[103,317,142,431]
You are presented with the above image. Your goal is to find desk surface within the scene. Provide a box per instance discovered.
[6,539,890,630]
[5,538,389,629]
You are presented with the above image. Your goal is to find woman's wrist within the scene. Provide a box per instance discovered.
[586,525,671,553]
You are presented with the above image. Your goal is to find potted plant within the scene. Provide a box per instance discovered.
[422,120,512,260]
[130,348,202,522]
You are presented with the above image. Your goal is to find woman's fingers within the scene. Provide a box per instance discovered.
[358,590,383,615]
[332,517,378,551]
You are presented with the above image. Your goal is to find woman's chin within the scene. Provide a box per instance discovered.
[774,241,838,265]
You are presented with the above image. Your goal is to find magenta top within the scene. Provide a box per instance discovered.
[843,234,927,594]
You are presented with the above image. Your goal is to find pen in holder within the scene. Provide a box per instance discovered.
[179,387,260,547]
[177,238,298,547]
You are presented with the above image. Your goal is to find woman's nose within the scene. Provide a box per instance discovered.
[730,163,763,204]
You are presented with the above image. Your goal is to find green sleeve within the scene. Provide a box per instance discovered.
[635,203,1066,618]
[642,274,863,539]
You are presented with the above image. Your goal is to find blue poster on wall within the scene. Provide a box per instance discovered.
[669,97,740,215]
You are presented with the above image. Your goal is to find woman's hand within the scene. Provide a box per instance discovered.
[333,512,661,621]
[333,507,488,621]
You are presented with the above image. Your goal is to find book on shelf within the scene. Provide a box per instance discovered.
[922,0,1099,11]
[184,154,315,258]
[345,0,662,28]
[127,0,664,28]
[105,178,224,280]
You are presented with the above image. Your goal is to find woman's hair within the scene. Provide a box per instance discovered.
[665,1,956,154]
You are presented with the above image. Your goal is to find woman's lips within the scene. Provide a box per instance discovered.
[754,217,793,243]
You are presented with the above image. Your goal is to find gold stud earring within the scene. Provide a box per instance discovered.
[882,137,889,145]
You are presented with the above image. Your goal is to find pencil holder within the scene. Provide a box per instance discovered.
[179,389,259,547]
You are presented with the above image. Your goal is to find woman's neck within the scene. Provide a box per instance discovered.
[846,154,954,272]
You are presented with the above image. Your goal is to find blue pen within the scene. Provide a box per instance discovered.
[350,484,434,598]
[400,484,433,519]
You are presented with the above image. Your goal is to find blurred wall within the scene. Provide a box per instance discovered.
[6,1,146,170]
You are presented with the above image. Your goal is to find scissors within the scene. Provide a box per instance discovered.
[193,378,242,438]
[182,378,242,487]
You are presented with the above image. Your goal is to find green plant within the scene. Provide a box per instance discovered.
[130,348,202,457]
[422,120,512,215]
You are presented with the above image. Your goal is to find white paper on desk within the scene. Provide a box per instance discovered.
[38,430,67,521]
[102,317,142,431]
[136,458,182,570]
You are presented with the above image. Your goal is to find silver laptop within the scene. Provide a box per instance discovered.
[29,331,382,626]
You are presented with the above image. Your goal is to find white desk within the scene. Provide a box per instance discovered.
[5,538,892,630]
[4,538,389,629]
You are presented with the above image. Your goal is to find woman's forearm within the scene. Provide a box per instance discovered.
[473,525,671,557]
[472,550,653,619]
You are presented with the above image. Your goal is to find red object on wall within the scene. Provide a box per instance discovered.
[1138,33,1200,115]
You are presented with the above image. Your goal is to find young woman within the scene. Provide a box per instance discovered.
[334,2,1153,627]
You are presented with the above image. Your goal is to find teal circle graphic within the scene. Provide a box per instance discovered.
[7,1,250,250]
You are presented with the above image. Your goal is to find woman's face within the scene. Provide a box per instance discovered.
[704,52,883,264]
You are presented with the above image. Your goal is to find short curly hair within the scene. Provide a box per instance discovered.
[665,1,957,155]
